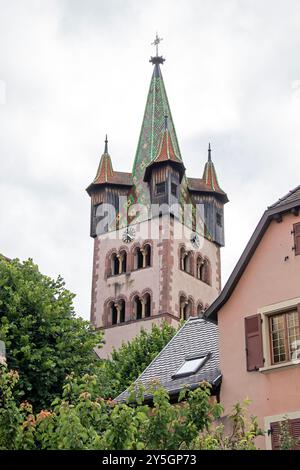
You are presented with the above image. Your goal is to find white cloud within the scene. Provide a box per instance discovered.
[1,0,300,319]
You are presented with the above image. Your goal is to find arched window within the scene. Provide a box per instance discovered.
[186,298,193,318]
[133,248,144,270]
[179,295,193,320]
[196,256,203,280]
[133,296,143,320]
[184,252,192,274]
[109,250,127,276]
[180,247,192,275]
[119,250,127,274]
[109,300,126,325]
[143,244,151,268]
[180,247,186,271]
[179,295,188,320]
[200,258,211,285]
[110,302,118,325]
[111,253,119,276]
[119,299,125,323]
[197,303,204,317]
[144,293,151,317]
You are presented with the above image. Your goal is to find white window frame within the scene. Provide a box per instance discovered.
[259,296,300,372]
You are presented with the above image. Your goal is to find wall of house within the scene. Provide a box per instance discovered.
[218,211,300,449]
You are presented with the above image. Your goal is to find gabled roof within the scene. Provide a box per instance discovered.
[204,185,300,323]
[116,317,221,403]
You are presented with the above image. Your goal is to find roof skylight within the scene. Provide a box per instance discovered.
[172,354,210,379]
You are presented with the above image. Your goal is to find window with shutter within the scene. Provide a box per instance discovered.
[293,222,300,255]
[269,309,300,364]
[245,314,264,371]
[270,421,281,450]
[290,418,300,450]
[270,418,300,450]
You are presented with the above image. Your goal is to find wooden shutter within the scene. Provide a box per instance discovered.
[271,418,300,450]
[245,314,264,371]
[270,421,281,450]
[290,418,300,450]
[294,222,300,255]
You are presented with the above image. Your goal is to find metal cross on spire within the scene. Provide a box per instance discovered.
[151,33,163,57]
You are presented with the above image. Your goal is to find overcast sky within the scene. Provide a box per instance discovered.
[1,0,300,320]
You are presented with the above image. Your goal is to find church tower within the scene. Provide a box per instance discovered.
[87,41,228,357]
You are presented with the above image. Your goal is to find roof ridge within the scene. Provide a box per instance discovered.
[268,184,300,208]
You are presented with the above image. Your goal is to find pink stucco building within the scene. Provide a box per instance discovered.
[205,186,300,449]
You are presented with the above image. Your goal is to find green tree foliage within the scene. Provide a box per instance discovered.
[0,368,261,450]
[0,258,103,410]
[191,400,262,450]
[99,322,177,398]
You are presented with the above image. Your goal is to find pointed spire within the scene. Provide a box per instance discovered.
[203,143,223,192]
[93,136,114,184]
[104,134,108,154]
[133,54,181,186]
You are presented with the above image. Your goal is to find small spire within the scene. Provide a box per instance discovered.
[208,142,211,161]
[104,134,108,154]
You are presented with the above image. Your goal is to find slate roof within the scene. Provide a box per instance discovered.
[268,185,300,208]
[116,317,221,403]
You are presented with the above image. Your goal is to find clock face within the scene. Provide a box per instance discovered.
[190,232,200,249]
[122,226,136,243]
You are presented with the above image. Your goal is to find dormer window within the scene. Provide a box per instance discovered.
[172,354,210,379]
[156,182,166,194]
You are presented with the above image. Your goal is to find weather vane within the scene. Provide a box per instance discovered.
[151,33,163,57]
